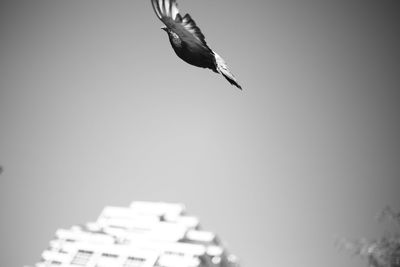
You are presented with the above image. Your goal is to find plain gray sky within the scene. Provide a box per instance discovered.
[0,1,399,267]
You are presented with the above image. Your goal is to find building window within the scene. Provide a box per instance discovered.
[95,252,119,267]
[164,251,184,257]
[392,256,400,267]
[101,253,118,258]
[392,248,400,267]
[71,250,93,266]
[123,256,145,267]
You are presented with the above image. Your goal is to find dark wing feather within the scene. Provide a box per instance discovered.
[180,14,207,45]
[151,0,208,46]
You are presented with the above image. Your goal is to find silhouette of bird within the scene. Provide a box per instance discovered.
[151,0,242,90]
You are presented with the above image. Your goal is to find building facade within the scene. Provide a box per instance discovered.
[28,201,240,267]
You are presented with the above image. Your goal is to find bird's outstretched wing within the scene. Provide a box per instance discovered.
[151,0,180,22]
[151,0,208,46]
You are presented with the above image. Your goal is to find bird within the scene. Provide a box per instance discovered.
[150,0,242,90]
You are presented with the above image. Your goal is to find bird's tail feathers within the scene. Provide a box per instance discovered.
[213,51,242,90]
[151,0,180,21]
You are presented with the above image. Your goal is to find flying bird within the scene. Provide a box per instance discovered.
[151,0,242,90]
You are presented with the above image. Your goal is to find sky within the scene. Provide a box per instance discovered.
[0,1,399,267]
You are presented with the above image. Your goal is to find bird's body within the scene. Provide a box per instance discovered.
[151,0,242,89]
[165,25,215,70]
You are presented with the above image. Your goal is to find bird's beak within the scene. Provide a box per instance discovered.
[161,26,167,31]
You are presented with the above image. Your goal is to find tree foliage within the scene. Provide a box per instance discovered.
[338,207,400,267]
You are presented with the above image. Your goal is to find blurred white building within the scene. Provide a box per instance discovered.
[28,201,239,267]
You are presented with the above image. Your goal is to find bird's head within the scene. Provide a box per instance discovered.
[160,26,181,46]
